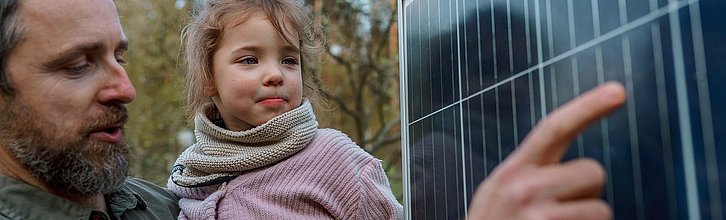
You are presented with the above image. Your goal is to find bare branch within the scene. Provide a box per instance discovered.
[371,134,401,153]
[383,149,401,172]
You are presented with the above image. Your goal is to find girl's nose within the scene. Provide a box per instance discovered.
[263,67,284,86]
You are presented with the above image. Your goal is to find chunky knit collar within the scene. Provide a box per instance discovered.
[170,100,318,187]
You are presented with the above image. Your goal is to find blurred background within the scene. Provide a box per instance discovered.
[116,0,402,201]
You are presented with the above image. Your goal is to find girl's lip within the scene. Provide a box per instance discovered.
[257,95,286,102]
[259,98,286,107]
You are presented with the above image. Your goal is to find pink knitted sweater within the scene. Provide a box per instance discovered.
[168,128,403,219]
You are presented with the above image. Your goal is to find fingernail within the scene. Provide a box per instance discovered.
[601,82,626,103]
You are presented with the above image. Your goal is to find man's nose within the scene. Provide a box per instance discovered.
[98,61,136,105]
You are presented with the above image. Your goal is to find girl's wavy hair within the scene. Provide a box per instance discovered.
[183,0,324,121]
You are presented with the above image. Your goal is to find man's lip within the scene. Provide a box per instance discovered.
[90,127,123,143]
[89,118,128,143]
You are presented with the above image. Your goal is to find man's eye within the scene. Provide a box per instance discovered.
[282,57,298,65]
[239,57,258,65]
[65,62,92,76]
[115,51,127,65]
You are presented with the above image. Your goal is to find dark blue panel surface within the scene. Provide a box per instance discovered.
[403,0,725,219]
[409,106,464,220]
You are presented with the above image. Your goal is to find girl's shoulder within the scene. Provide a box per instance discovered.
[309,128,357,148]
[301,128,380,164]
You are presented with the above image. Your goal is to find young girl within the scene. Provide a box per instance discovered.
[167,0,403,219]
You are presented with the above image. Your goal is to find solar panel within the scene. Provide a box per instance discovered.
[398,0,726,219]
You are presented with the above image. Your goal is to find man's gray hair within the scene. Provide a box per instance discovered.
[0,0,24,97]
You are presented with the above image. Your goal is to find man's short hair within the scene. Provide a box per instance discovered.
[0,0,25,97]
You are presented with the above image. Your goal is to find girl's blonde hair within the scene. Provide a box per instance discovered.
[184,0,324,121]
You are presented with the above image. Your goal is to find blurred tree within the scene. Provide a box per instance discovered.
[306,0,402,200]
[117,0,402,201]
[117,0,190,185]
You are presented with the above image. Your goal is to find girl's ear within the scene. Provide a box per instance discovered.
[203,84,218,97]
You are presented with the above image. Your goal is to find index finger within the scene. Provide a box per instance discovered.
[506,82,626,167]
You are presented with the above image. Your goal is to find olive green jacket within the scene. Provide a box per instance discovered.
[0,175,179,220]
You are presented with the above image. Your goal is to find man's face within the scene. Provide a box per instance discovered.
[0,0,136,196]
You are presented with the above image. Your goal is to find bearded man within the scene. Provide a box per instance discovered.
[0,0,178,219]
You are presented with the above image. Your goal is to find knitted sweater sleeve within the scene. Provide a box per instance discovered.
[356,159,404,220]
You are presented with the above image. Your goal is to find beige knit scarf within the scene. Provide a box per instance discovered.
[170,100,318,187]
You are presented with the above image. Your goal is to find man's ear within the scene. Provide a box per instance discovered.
[0,95,9,108]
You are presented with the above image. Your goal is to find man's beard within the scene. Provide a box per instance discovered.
[0,99,131,197]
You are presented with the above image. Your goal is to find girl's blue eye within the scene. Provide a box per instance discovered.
[239,57,258,65]
[282,57,298,65]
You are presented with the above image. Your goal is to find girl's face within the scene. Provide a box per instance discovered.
[209,13,303,131]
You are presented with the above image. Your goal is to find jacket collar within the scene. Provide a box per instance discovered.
[0,175,145,220]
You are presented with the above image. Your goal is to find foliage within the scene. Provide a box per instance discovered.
[306,0,402,200]
[117,0,190,185]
